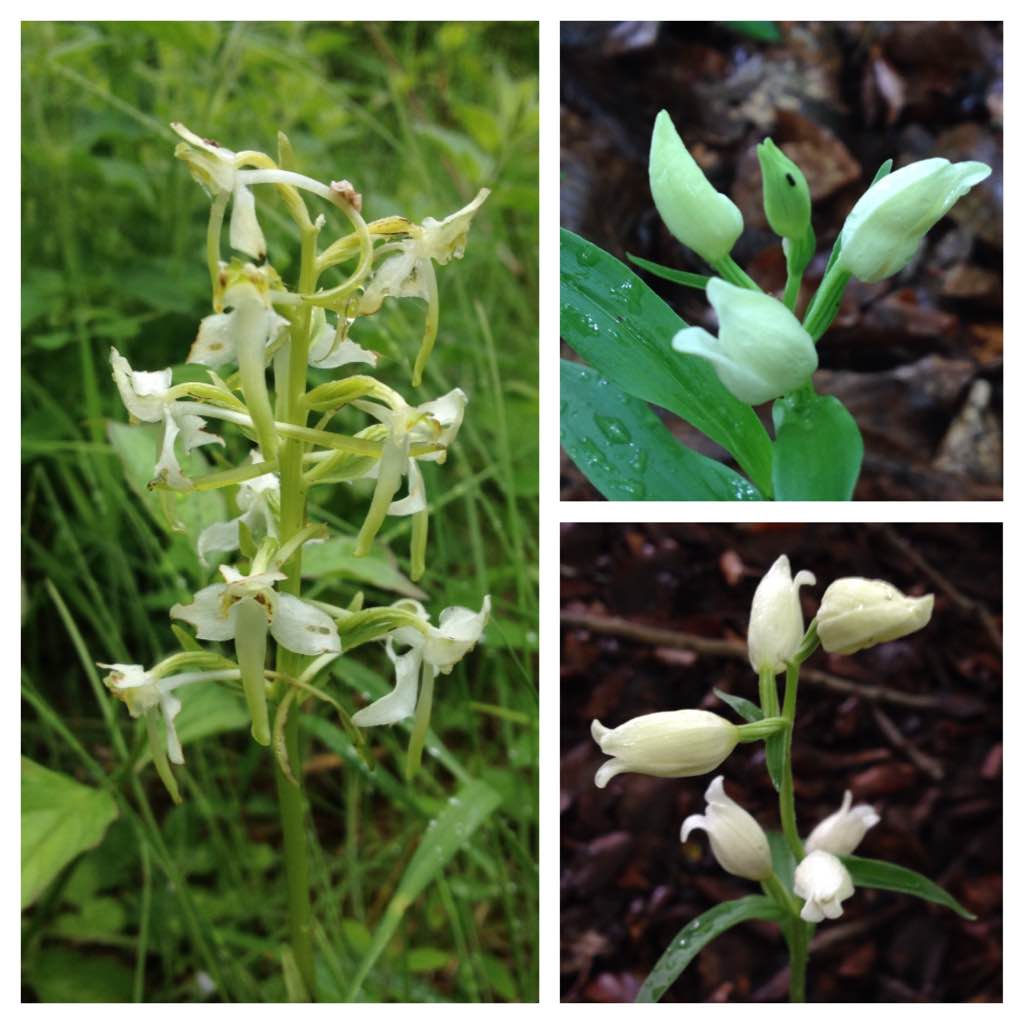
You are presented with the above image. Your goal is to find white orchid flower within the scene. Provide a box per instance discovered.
[110,347,223,491]
[172,123,268,261]
[358,189,489,385]
[806,790,880,857]
[197,451,280,567]
[672,278,818,405]
[748,555,816,675]
[794,849,855,923]
[352,595,491,728]
[307,307,380,370]
[590,710,740,789]
[816,577,934,655]
[681,775,773,881]
[171,563,340,745]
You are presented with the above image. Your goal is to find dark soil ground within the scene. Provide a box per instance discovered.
[560,523,1002,1002]
[560,21,1003,500]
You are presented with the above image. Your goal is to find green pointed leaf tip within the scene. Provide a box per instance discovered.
[772,392,863,500]
[626,252,710,290]
[713,687,764,722]
[560,230,774,495]
[635,895,786,1002]
[560,360,763,501]
[841,854,976,920]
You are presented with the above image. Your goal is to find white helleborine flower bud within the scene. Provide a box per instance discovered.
[681,775,773,881]
[794,850,855,923]
[672,279,818,405]
[649,110,744,263]
[816,577,934,656]
[748,555,816,675]
[837,157,991,283]
[806,790,880,857]
[591,710,739,789]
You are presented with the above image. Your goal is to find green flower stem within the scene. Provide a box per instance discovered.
[779,660,804,863]
[786,921,811,1002]
[709,254,761,291]
[762,872,799,917]
[758,667,779,718]
[272,222,321,1000]
[737,716,788,741]
[802,261,852,342]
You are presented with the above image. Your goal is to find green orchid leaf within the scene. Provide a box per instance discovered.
[713,687,764,722]
[772,392,863,500]
[561,360,763,501]
[841,854,977,920]
[625,252,710,290]
[635,895,786,1002]
[560,229,774,496]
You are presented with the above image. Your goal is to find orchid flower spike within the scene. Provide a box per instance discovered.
[806,790,880,857]
[794,849,855,923]
[358,188,489,385]
[816,577,934,655]
[110,347,223,491]
[672,279,818,405]
[837,157,992,283]
[748,555,816,675]
[648,109,744,263]
[681,776,773,881]
[590,710,740,789]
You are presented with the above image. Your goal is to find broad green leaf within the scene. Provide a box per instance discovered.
[772,392,863,500]
[21,757,119,909]
[635,895,786,1002]
[560,230,774,495]
[25,948,134,1002]
[841,854,976,920]
[713,687,763,722]
[561,360,763,501]
[346,778,502,999]
[302,535,425,599]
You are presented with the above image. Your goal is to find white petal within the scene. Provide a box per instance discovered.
[358,249,424,315]
[422,595,490,674]
[229,184,267,261]
[197,516,242,568]
[680,813,708,843]
[160,691,185,764]
[110,348,171,422]
[594,757,628,789]
[170,583,236,641]
[189,312,239,367]
[388,460,426,516]
[270,593,341,656]
[351,646,421,726]
[420,188,490,264]
[308,311,379,369]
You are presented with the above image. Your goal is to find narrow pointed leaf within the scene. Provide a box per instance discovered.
[561,360,762,500]
[635,896,786,1002]
[841,854,976,920]
[625,252,710,290]
[713,687,764,722]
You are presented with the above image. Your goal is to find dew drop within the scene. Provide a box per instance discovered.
[594,414,631,445]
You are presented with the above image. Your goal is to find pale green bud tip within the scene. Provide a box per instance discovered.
[816,577,934,655]
[672,279,818,405]
[591,709,739,788]
[757,138,812,240]
[838,157,992,282]
[748,554,815,674]
[681,775,773,881]
[649,110,743,263]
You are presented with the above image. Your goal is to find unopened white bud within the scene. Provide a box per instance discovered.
[816,577,933,656]
[794,850,855,923]
[672,279,818,406]
[591,710,739,789]
[806,790,880,856]
[747,555,816,675]
[681,775,772,881]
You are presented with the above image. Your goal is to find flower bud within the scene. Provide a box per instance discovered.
[649,110,743,263]
[816,577,934,656]
[793,850,855,923]
[806,790,880,857]
[591,710,739,789]
[747,555,816,675]
[672,278,818,405]
[757,138,812,240]
[837,157,991,283]
[681,775,772,881]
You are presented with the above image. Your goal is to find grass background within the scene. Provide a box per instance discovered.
[21,21,538,1002]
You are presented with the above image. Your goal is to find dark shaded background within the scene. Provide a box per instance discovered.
[560,523,1002,1002]
[561,22,1003,500]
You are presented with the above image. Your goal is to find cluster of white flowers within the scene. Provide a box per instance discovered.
[591,553,934,925]
[102,123,492,790]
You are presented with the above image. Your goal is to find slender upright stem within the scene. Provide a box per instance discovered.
[779,661,804,862]
[787,921,810,1002]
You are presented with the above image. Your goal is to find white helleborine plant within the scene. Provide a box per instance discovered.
[806,790,880,857]
[748,554,816,675]
[591,710,740,788]
[794,849,856,923]
[837,157,992,283]
[649,109,744,264]
[681,776,773,882]
[816,577,934,655]
[672,278,818,405]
